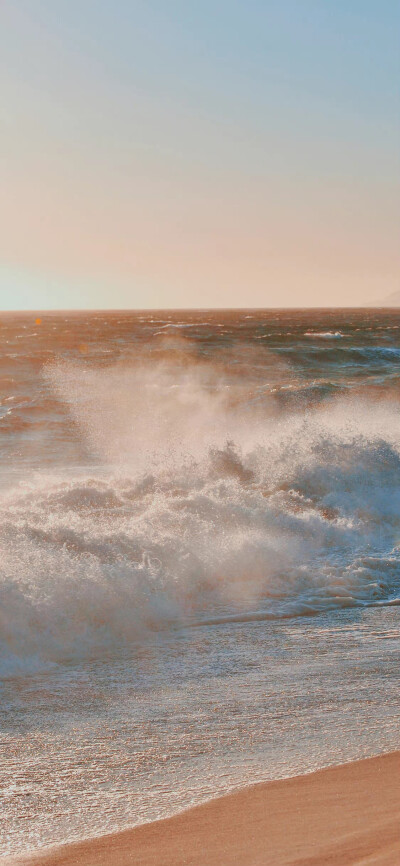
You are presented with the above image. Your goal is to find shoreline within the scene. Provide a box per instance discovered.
[4,751,400,866]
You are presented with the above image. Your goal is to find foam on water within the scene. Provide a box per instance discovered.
[304,331,344,338]
[1,347,400,675]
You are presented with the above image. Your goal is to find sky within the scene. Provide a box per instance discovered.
[0,0,399,310]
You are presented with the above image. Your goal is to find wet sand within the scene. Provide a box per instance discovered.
[5,751,400,866]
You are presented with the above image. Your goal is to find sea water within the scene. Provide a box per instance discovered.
[1,309,400,855]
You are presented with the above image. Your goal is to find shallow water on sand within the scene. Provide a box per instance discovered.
[1,309,400,854]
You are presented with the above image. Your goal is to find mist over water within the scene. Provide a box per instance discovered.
[1,309,400,855]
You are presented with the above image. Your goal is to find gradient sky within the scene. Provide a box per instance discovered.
[1,1,399,310]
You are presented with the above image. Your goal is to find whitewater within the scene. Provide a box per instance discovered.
[1,309,400,856]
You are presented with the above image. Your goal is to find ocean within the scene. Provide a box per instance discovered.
[1,308,400,856]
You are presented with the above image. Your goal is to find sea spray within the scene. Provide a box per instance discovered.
[1,342,400,672]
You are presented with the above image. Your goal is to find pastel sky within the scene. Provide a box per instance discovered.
[1,1,399,310]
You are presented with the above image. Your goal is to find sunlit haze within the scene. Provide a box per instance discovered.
[1,1,399,310]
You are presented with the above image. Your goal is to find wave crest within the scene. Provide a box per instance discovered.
[1,356,400,673]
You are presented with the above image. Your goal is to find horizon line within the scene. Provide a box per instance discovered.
[0,304,394,315]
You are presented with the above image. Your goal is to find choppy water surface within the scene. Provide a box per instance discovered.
[1,309,400,855]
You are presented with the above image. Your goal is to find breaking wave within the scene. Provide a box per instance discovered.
[304,331,344,338]
[1,353,400,675]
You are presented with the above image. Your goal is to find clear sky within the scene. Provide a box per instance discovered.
[1,0,399,310]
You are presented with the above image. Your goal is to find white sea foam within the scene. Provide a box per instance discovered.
[1,351,400,674]
[304,331,344,338]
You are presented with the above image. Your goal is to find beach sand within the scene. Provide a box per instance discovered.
[5,751,400,866]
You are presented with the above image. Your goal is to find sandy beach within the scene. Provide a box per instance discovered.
[5,751,400,866]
